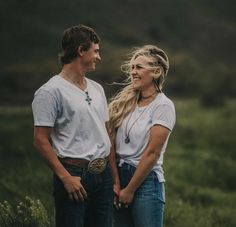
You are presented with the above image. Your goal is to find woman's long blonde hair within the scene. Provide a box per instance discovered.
[108,45,169,140]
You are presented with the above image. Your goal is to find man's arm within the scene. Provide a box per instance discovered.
[33,126,87,202]
[106,124,120,207]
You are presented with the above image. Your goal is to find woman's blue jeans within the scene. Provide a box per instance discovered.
[53,162,113,227]
[114,163,165,227]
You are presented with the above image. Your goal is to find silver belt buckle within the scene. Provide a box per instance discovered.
[88,158,107,174]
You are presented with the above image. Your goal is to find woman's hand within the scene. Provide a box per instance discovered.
[118,187,134,206]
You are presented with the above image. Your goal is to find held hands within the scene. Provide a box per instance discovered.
[113,183,121,209]
[62,175,87,202]
[114,186,134,209]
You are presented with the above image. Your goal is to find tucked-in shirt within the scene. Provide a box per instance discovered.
[32,75,111,160]
[116,93,176,182]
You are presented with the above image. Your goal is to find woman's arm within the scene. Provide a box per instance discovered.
[118,125,170,204]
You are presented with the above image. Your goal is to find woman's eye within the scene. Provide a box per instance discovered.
[130,65,143,70]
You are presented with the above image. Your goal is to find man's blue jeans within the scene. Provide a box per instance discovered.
[53,162,113,227]
[114,163,165,227]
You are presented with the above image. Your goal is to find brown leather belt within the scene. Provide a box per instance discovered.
[59,157,89,168]
[59,157,108,174]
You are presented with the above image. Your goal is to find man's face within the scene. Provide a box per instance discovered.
[80,43,101,72]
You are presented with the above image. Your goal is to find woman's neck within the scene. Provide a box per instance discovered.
[138,87,158,107]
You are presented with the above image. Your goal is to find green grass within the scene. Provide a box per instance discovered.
[0,106,54,225]
[0,99,235,226]
[164,98,236,226]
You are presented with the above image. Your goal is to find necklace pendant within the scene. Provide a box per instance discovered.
[85,91,92,105]
[125,136,130,144]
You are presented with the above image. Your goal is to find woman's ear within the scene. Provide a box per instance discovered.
[153,67,161,79]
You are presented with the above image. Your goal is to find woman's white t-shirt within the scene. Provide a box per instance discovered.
[116,93,176,182]
[32,75,111,160]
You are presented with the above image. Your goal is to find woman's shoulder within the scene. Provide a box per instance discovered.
[155,93,175,108]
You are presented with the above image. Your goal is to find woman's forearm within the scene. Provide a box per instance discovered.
[125,149,160,193]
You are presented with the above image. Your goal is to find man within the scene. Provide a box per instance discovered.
[32,24,117,227]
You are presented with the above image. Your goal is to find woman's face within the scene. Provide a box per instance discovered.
[130,55,156,91]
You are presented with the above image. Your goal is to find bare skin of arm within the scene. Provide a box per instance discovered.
[106,124,121,208]
[33,126,87,202]
[118,125,170,204]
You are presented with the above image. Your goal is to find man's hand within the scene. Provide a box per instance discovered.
[62,175,87,202]
[113,183,121,209]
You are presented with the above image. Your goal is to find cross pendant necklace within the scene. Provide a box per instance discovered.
[60,72,91,105]
[85,91,92,105]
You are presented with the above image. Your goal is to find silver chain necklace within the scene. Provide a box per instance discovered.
[124,105,149,144]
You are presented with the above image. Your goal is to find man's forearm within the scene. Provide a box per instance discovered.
[108,147,120,186]
[34,138,70,181]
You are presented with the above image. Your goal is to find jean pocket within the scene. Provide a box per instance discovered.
[154,176,165,203]
[52,163,85,197]
[135,172,165,203]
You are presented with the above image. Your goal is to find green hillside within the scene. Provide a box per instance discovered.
[0,0,235,104]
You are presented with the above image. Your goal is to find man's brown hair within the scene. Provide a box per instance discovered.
[58,24,100,65]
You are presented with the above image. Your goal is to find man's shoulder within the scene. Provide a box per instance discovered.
[42,75,61,88]
[35,75,61,96]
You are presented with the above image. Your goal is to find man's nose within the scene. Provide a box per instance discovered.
[97,53,101,61]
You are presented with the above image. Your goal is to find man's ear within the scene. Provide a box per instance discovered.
[78,46,84,57]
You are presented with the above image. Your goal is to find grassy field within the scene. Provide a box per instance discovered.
[0,99,235,226]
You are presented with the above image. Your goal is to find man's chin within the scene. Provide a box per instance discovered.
[87,66,96,72]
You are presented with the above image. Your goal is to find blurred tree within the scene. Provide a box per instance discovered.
[0,0,235,104]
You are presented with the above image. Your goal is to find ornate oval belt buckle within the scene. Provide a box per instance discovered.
[88,158,107,174]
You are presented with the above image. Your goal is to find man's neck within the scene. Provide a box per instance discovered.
[60,64,87,90]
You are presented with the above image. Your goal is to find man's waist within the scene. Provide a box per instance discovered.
[58,156,108,174]
[59,157,90,167]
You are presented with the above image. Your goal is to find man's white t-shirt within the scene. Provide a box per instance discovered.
[32,75,111,160]
[116,93,176,182]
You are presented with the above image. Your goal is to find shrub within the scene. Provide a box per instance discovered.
[0,196,50,227]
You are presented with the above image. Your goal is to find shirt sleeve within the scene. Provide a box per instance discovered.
[151,104,176,131]
[32,89,59,127]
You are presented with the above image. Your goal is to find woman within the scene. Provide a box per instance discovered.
[108,45,176,227]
